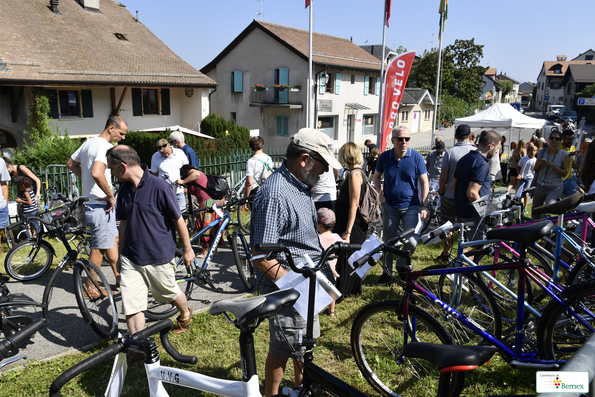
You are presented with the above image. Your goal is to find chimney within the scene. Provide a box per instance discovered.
[49,0,59,14]
[557,55,567,61]
[78,0,100,11]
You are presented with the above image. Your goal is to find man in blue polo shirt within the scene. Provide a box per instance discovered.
[452,130,501,240]
[108,145,195,340]
[373,126,429,285]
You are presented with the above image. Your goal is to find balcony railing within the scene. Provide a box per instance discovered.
[249,88,303,108]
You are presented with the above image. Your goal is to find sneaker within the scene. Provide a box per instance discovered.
[377,273,392,286]
[173,308,193,334]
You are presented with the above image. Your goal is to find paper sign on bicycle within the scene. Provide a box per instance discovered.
[275,255,340,321]
[472,193,509,217]
[348,233,384,279]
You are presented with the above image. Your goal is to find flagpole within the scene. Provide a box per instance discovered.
[377,3,388,147]
[307,0,314,128]
[431,4,445,146]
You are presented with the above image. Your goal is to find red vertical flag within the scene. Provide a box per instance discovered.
[306,0,310,8]
[380,52,416,152]
[385,0,392,27]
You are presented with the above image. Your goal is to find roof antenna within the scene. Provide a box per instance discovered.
[256,0,263,20]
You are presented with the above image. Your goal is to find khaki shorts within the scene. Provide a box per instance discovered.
[120,255,182,316]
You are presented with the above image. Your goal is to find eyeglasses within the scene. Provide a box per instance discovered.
[107,147,126,165]
[393,137,411,142]
[157,143,168,150]
[309,153,328,166]
[549,137,561,142]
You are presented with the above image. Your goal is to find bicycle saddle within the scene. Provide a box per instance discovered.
[532,192,583,215]
[486,220,554,246]
[402,342,492,372]
[209,288,300,330]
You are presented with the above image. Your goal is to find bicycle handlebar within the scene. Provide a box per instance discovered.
[0,319,46,361]
[49,320,197,397]
[428,221,476,240]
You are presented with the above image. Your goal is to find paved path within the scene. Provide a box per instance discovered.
[1,244,249,371]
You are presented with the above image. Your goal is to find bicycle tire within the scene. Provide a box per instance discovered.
[565,257,595,285]
[229,232,255,291]
[537,279,595,360]
[3,228,16,250]
[73,260,118,339]
[236,204,251,235]
[418,264,502,346]
[144,249,191,321]
[4,239,54,281]
[351,300,464,397]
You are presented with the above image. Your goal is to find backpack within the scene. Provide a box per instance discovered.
[356,169,381,224]
[193,174,230,200]
[256,157,274,183]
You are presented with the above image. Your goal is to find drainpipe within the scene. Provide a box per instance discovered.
[207,86,217,116]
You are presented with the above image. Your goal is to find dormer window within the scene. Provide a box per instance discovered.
[115,33,128,41]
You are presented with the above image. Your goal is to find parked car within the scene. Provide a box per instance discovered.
[546,105,566,119]
[521,100,527,106]
[560,110,578,123]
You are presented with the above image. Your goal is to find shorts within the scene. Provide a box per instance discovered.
[509,168,518,178]
[519,178,533,196]
[0,206,8,228]
[438,196,456,225]
[120,255,182,315]
[268,305,320,360]
[85,204,117,249]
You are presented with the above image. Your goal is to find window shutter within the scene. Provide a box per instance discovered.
[283,115,289,136]
[276,115,289,136]
[45,89,59,119]
[278,68,289,104]
[335,73,341,95]
[376,78,380,95]
[161,89,170,115]
[364,76,369,96]
[132,88,142,116]
[233,71,243,93]
[81,90,93,118]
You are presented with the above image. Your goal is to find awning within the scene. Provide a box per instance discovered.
[345,103,371,110]
[140,125,216,139]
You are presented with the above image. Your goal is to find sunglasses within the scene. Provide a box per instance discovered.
[309,153,328,166]
[549,136,561,141]
[157,143,168,150]
[107,147,126,165]
[393,137,411,142]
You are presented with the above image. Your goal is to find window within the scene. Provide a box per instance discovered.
[362,115,375,135]
[275,115,289,136]
[401,111,409,122]
[114,33,128,41]
[554,68,562,74]
[231,112,236,122]
[351,74,355,84]
[424,110,431,120]
[586,55,594,60]
[368,77,376,95]
[142,89,159,115]
[131,88,170,116]
[550,82,561,90]
[231,71,243,93]
[317,116,336,139]
[58,90,80,117]
[325,73,334,94]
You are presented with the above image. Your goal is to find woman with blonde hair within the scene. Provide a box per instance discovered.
[507,139,527,192]
[332,142,367,297]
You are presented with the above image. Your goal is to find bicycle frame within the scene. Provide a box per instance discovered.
[406,241,595,366]
[187,205,231,271]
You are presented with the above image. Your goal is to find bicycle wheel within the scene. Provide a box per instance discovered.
[236,204,251,235]
[4,239,53,281]
[145,249,191,321]
[351,300,464,397]
[537,279,595,360]
[418,264,502,346]
[566,257,595,285]
[229,232,254,291]
[73,260,118,339]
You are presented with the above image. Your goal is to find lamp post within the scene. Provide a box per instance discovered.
[314,70,328,129]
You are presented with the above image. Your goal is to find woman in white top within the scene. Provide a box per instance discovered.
[243,136,273,201]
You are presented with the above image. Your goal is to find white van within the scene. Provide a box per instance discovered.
[546,105,565,119]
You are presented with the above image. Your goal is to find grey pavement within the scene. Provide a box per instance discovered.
[1,244,249,371]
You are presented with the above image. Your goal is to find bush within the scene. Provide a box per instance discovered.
[437,94,480,127]
[9,128,84,168]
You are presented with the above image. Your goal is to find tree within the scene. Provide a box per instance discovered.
[409,39,488,103]
[497,80,513,100]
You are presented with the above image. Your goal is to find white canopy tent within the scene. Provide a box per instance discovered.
[454,103,546,155]
[140,125,216,140]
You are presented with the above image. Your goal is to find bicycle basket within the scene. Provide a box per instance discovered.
[63,204,86,234]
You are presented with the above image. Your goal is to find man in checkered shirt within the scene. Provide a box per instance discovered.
[250,128,343,397]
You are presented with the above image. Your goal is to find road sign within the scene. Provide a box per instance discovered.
[545,95,549,101]
[578,97,595,106]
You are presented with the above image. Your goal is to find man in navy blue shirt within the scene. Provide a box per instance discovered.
[373,126,429,285]
[452,130,501,240]
[170,130,199,168]
[108,145,195,338]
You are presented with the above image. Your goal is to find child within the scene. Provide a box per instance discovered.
[15,176,40,237]
[517,144,538,211]
[317,207,342,316]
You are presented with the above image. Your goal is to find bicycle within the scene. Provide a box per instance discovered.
[226,174,253,235]
[350,221,595,397]
[145,196,255,320]
[1,197,118,339]
[50,244,493,397]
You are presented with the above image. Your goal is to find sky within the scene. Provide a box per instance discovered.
[119,0,593,84]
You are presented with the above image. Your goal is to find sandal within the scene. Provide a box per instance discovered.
[326,309,335,316]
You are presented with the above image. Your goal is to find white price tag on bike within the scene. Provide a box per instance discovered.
[348,233,384,279]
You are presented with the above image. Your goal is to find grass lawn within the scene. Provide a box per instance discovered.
[0,232,541,397]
